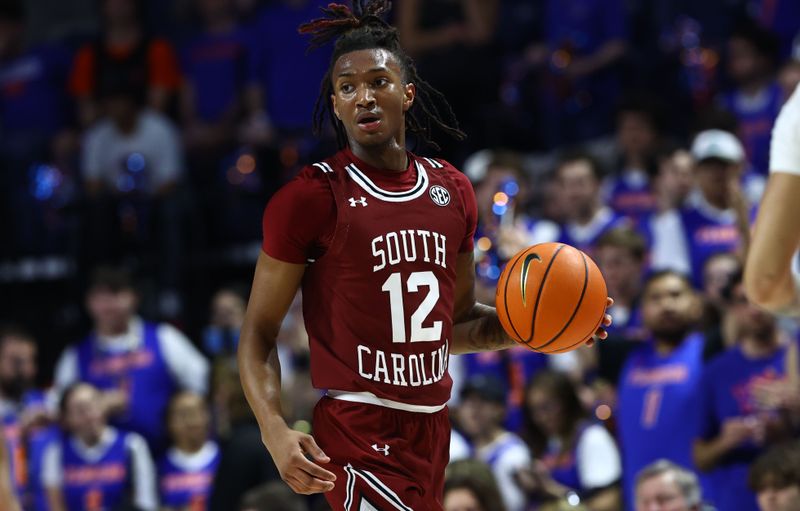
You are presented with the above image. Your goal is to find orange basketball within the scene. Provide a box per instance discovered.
[495,242,608,354]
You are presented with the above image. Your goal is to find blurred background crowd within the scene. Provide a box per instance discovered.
[3,0,800,510]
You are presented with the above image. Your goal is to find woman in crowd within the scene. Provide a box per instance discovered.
[518,370,622,511]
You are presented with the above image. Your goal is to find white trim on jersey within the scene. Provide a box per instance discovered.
[327,390,446,413]
[314,162,335,174]
[423,157,443,169]
[345,162,429,202]
[344,464,414,511]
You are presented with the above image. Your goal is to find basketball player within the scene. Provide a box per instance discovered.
[237,2,612,510]
[745,84,800,315]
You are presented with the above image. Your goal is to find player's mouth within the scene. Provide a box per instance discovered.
[356,113,382,132]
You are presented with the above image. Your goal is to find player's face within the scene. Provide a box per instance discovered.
[557,160,599,219]
[87,287,137,331]
[636,473,695,511]
[642,275,698,339]
[331,48,415,150]
[444,488,483,511]
[65,385,105,442]
[757,485,800,511]
[595,245,642,298]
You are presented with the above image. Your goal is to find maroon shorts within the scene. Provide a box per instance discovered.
[313,396,451,511]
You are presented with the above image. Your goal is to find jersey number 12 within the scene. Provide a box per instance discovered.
[382,271,442,343]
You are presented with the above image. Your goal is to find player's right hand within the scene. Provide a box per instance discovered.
[268,428,337,494]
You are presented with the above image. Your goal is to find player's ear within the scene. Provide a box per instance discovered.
[403,82,415,112]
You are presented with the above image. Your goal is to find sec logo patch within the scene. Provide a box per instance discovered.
[429,185,450,206]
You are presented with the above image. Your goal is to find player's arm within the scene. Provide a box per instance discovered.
[744,173,800,315]
[451,251,517,354]
[745,83,800,315]
[238,252,336,495]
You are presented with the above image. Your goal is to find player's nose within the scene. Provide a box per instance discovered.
[356,85,376,107]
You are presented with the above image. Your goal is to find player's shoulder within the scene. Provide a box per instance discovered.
[271,159,337,204]
[413,154,473,194]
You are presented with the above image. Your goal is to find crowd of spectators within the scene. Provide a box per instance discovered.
[4,0,800,510]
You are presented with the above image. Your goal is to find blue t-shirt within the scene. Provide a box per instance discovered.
[158,442,220,510]
[61,429,131,511]
[180,28,251,123]
[605,170,656,223]
[0,44,72,137]
[76,322,176,453]
[618,333,706,509]
[679,205,742,287]
[248,1,332,130]
[719,82,783,175]
[696,344,790,511]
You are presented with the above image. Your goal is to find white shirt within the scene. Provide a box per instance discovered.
[449,429,471,463]
[575,423,622,489]
[563,206,617,247]
[165,441,219,471]
[42,427,158,511]
[54,317,209,396]
[82,109,183,194]
[650,192,737,278]
[476,432,531,511]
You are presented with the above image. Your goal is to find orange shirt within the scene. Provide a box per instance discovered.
[69,37,182,97]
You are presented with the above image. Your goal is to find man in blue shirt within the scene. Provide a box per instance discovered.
[650,130,751,287]
[618,270,706,509]
[693,272,795,511]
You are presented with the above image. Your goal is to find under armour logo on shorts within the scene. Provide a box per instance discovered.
[371,443,390,456]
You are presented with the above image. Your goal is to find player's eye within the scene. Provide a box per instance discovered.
[340,83,354,94]
[375,77,389,87]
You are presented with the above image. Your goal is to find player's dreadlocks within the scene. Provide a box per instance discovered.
[299,0,465,150]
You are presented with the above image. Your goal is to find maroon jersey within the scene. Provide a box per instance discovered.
[262,148,477,407]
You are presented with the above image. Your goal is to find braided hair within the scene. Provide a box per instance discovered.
[299,0,465,150]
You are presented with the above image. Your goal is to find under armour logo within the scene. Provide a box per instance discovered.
[371,444,390,456]
[349,197,368,207]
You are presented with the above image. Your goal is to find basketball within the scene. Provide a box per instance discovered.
[495,242,608,353]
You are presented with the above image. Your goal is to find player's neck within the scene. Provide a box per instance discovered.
[349,140,408,172]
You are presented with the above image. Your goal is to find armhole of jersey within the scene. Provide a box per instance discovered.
[424,157,470,236]
[310,160,349,263]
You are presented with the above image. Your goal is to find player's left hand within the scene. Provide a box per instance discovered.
[585,297,614,347]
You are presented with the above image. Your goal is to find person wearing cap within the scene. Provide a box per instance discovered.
[650,129,751,287]
[455,375,531,511]
[746,84,800,316]
[53,266,209,455]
